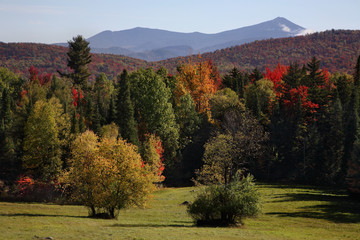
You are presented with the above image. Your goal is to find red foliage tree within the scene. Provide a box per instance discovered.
[28,66,52,85]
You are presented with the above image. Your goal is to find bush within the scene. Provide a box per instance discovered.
[0,176,63,203]
[187,174,261,226]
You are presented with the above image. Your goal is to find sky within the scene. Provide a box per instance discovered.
[1,0,359,44]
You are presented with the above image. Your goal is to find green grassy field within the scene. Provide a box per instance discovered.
[0,183,359,240]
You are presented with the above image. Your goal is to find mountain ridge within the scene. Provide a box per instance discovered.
[2,30,358,79]
[58,17,310,61]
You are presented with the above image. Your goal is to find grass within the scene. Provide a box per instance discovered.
[0,183,360,240]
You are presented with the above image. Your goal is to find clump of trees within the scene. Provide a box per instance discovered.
[222,56,360,192]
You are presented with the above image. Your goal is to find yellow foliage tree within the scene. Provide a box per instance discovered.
[63,130,154,218]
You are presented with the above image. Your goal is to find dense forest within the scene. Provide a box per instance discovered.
[160,30,360,74]
[1,33,360,209]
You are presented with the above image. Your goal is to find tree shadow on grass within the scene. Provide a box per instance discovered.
[0,213,88,219]
[259,182,344,194]
[110,222,194,228]
[266,191,360,223]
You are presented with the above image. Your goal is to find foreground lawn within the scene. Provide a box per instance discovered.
[0,183,359,240]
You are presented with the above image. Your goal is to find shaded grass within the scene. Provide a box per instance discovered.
[0,184,360,239]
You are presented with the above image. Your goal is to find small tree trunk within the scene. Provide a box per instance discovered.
[108,207,116,219]
[90,206,96,217]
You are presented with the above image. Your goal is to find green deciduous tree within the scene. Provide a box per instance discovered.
[210,88,243,124]
[197,110,267,184]
[245,79,276,124]
[175,93,201,148]
[22,100,62,181]
[130,68,179,163]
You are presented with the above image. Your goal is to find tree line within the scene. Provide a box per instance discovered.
[0,35,360,211]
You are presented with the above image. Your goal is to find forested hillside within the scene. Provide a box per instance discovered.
[0,30,360,79]
[0,42,148,80]
[158,30,360,74]
[1,30,360,79]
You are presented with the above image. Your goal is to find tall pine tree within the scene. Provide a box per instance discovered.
[116,69,139,145]
[62,35,92,90]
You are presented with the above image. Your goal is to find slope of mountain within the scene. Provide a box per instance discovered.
[83,17,308,61]
[155,30,360,75]
[1,30,359,80]
[0,42,148,80]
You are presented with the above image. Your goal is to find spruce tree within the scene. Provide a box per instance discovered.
[1,88,11,127]
[107,94,116,124]
[249,68,263,83]
[116,69,139,145]
[64,35,92,89]
[343,88,360,180]
[318,92,344,184]
[282,62,304,88]
[305,57,328,108]
[345,55,360,190]
[71,110,80,135]
[92,94,102,135]
[354,55,360,88]
[0,88,15,180]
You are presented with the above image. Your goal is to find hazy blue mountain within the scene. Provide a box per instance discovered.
[62,17,311,61]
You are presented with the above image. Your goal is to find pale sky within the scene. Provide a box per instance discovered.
[1,0,359,44]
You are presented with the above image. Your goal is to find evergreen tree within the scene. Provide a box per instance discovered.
[116,69,139,145]
[354,55,360,88]
[269,64,308,180]
[64,35,92,89]
[222,67,248,98]
[0,88,17,180]
[0,121,16,181]
[79,115,86,133]
[249,68,263,83]
[107,94,117,124]
[346,55,360,191]
[304,57,329,108]
[92,94,102,135]
[1,88,11,127]
[317,92,344,184]
[343,87,360,180]
[71,110,80,135]
[306,57,324,84]
[282,63,304,88]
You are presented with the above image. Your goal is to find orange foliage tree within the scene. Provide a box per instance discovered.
[175,57,221,117]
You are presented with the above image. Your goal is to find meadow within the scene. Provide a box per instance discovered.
[0,183,359,240]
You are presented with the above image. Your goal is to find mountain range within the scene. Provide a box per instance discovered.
[2,29,359,80]
[57,17,312,61]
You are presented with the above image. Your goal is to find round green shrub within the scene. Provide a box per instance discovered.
[187,174,261,226]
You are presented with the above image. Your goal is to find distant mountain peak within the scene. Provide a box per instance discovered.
[80,17,312,61]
